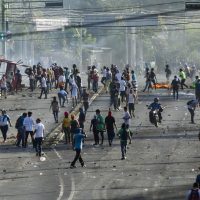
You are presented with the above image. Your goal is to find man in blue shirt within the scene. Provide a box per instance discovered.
[148,98,163,123]
[57,86,68,107]
[70,128,86,168]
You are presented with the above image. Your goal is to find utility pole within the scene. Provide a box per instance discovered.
[1,0,5,57]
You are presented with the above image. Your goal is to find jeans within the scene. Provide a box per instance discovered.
[39,87,47,98]
[173,88,179,100]
[107,130,115,146]
[53,111,58,122]
[71,149,84,167]
[25,131,35,148]
[63,127,71,143]
[97,130,104,144]
[188,108,195,123]
[16,127,25,146]
[35,137,43,156]
[58,93,66,106]
[121,141,127,158]
[0,125,8,141]
[93,81,98,92]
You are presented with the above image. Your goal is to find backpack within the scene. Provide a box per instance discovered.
[188,189,199,200]
[187,100,194,105]
[15,116,22,129]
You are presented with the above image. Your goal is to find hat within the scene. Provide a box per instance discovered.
[64,112,68,116]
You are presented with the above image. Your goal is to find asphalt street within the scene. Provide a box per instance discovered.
[1,87,200,200]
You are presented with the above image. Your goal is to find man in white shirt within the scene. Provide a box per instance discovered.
[119,77,126,103]
[23,111,35,148]
[34,118,45,157]
[122,106,131,128]
[38,74,47,99]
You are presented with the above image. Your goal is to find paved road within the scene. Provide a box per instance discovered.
[1,88,200,200]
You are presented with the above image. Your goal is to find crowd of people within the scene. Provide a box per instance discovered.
[1,61,200,197]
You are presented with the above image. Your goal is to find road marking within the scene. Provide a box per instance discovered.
[53,148,76,200]
[57,174,64,200]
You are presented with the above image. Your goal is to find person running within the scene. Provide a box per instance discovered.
[186,182,200,200]
[58,87,68,107]
[171,76,180,100]
[90,115,98,145]
[149,68,157,90]
[50,96,59,123]
[187,99,199,124]
[105,110,117,146]
[23,111,35,148]
[0,110,12,143]
[118,123,131,160]
[15,112,27,147]
[119,77,126,104]
[179,68,188,90]
[62,112,71,144]
[127,89,136,118]
[96,109,105,145]
[70,128,86,168]
[34,118,45,157]
[143,69,151,92]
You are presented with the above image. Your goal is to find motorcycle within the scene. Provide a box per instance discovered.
[149,109,159,127]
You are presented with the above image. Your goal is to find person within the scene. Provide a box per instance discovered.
[105,110,117,146]
[92,69,99,93]
[122,107,131,128]
[70,128,86,168]
[78,108,85,131]
[70,114,79,147]
[1,74,7,98]
[165,64,171,82]
[15,112,27,147]
[195,76,200,102]
[148,98,163,123]
[82,88,89,114]
[179,68,188,90]
[50,96,59,123]
[64,67,70,91]
[105,68,112,93]
[96,109,105,145]
[127,89,136,118]
[110,83,119,111]
[143,69,151,92]
[15,70,22,93]
[58,87,68,107]
[0,110,12,143]
[90,115,98,145]
[186,182,200,200]
[118,123,131,160]
[62,112,71,144]
[101,66,107,86]
[87,66,92,90]
[38,74,47,99]
[171,76,180,100]
[149,68,157,90]
[71,82,78,108]
[58,73,66,88]
[119,77,126,104]
[34,118,45,157]
[187,99,199,124]
[23,111,35,148]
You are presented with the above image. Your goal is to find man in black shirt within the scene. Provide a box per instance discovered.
[105,110,117,146]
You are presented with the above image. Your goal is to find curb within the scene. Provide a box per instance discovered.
[43,87,104,147]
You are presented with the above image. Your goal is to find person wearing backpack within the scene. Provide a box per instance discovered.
[50,96,60,123]
[186,182,200,200]
[15,112,27,147]
[187,99,199,124]
[171,76,181,100]
[0,110,12,143]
